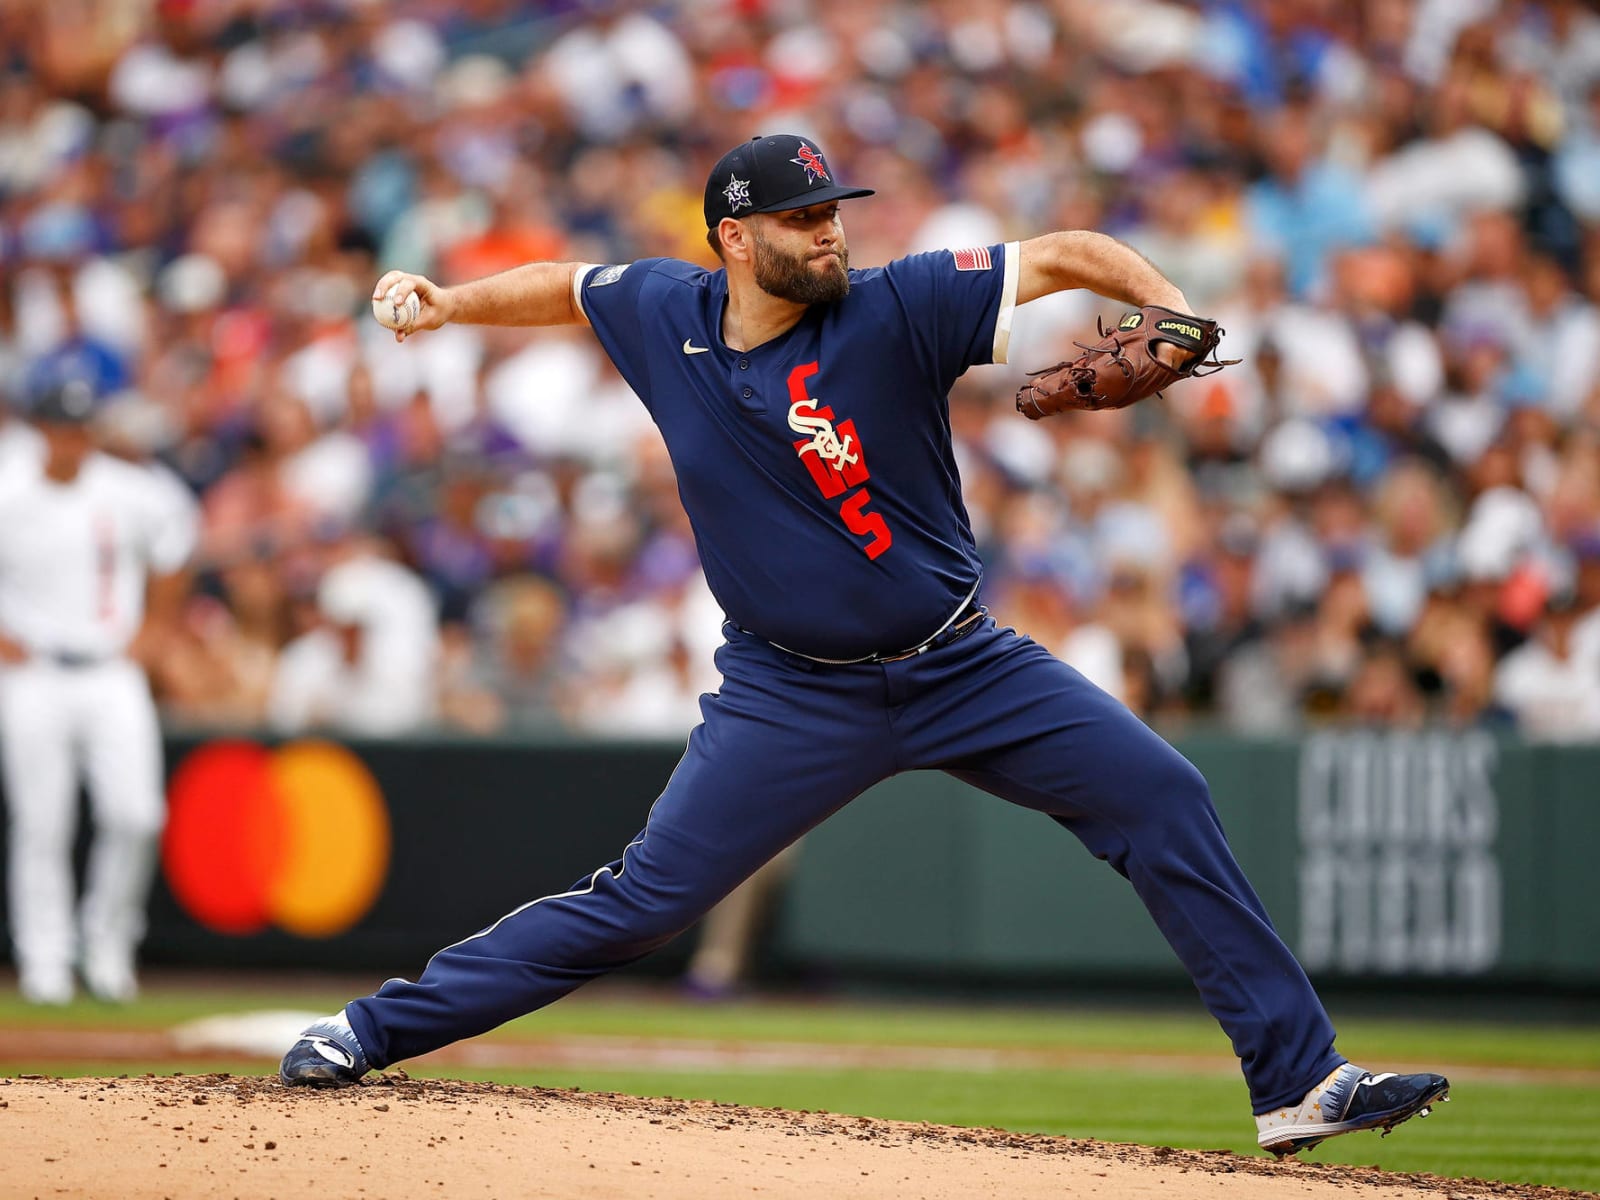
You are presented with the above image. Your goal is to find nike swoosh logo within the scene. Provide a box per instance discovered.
[308,1036,355,1068]
[682,339,710,355]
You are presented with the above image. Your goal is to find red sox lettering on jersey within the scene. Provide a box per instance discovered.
[786,361,892,560]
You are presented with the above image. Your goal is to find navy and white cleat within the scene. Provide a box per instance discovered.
[279,1014,371,1088]
[1257,1064,1450,1157]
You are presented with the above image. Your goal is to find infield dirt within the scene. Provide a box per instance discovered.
[0,1073,1587,1200]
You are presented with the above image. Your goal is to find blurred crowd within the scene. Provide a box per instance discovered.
[5,0,1600,739]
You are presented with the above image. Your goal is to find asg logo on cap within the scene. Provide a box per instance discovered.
[723,175,753,212]
[791,145,830,185]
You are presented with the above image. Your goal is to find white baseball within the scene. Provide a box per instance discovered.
[372,285,421,332]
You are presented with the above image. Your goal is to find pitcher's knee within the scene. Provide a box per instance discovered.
[1132,748,1203,803]
[1171,755,1213,807]
[1127,748,1217,824]
[541,861,723,965]
[596,900,688,955]
[612,879,720,954]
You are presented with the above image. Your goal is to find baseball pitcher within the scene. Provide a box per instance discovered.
[283,135,1448,1156]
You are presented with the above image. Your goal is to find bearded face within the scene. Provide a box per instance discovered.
[750,223,850,305]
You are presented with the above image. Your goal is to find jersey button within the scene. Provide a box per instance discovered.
[741,387,754,399]
[738,359,750,370]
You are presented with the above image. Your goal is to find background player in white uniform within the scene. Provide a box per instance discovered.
[0,395,42,473]
[0,380,198,1004]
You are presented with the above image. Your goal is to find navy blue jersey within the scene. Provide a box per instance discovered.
[577,243,1019,660]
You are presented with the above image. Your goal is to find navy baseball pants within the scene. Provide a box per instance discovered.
[346,617,1343,1113]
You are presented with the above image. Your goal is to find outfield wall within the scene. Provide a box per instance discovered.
[0,730,1595,988]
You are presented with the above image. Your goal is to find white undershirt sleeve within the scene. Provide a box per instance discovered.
[993,241,1021,365]
[571,263,599,322]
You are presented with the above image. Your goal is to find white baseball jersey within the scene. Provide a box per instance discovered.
[0,418,43,474]
[0,453,198,658]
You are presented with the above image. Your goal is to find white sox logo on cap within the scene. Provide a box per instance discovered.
[791,145,830,185]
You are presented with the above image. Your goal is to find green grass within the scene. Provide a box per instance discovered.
[8,984,1594,1069]
[513,994,1600,1071]
[3,983,1598,1192]
[425,1064,1600,1190]
[461,992,1600,1075]
[0,985,356,1029]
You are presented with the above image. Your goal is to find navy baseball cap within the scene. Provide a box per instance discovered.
[703,134,874,227]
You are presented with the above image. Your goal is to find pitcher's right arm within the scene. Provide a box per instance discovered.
[371,262,592,342]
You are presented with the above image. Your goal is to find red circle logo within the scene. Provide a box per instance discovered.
[163,740,391,938]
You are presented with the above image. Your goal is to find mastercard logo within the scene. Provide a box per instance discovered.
[163,740,390,938]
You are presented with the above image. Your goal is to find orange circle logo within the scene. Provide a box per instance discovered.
[163,740,391,938]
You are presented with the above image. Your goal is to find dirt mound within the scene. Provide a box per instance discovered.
[0,1074,1578,1200]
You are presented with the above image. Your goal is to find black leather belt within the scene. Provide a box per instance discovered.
[870,602,986,663]
[748,599,987,666]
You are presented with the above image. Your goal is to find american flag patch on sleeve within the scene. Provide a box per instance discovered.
[950,246,993,271]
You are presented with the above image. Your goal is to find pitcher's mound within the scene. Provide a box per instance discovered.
[0,1073,1572,1200]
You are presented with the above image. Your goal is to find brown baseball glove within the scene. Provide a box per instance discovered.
[1015,305,1237,419]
